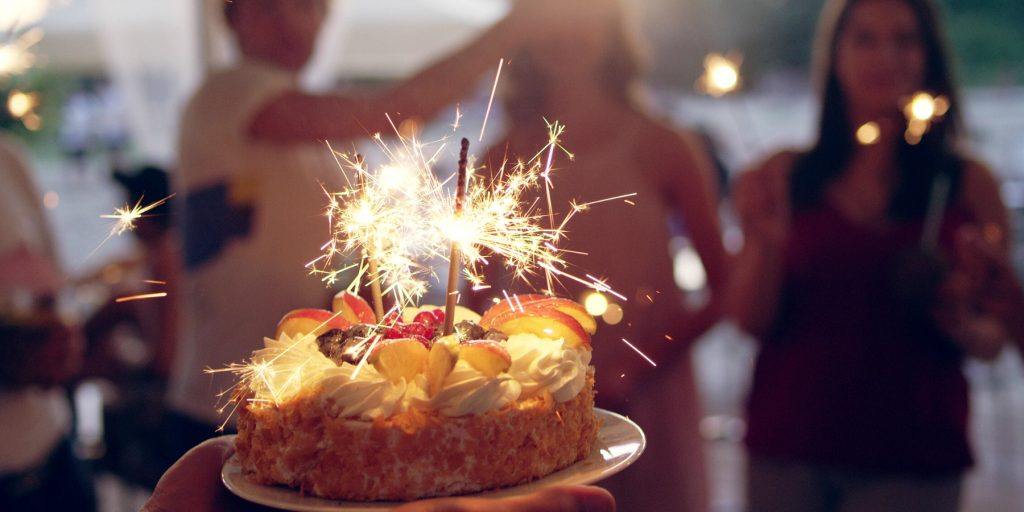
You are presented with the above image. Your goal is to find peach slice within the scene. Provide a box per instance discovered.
[459,340,512,378]
[332,291,377,324]
[369,338,429,382]
[486,308,591,349]
[426,336,460,396]
[479,294,551,327]
[275,309,351,339]
[529,298,597,334]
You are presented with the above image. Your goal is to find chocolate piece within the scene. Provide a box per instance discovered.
[317,326,375,365]
[483,330,508,342]
[453,320,485,341]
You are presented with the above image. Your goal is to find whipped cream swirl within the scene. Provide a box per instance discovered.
[430,360,522,417]
[505,334,591,402]
[318,365,410,421]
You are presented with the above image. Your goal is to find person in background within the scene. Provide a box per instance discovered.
[0,135,96,510]
[142,436,615,512]
[169,0,571,461]
[84,165,179,380]
[727,0,1021,510]
[75,166,182,486]
[481,0,729,509]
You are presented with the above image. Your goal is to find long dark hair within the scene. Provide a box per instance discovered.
[791,0,964,220]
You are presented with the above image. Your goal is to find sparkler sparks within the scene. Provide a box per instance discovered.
[903,91,949,145]
[114,292,168,303]
[620,338,657,367]
[100,194,175,237]
[89,194,175,259]
[310,118,626,312]
[478,57,504,142]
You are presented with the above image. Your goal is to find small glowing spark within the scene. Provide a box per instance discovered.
[697,52,742,97]
[479,58,504,142]
[115,292,167,303]
[143,279,167,285]
[89,194,175,259]
[621,338,657,367]
[664,334,674,341]
[451,104,463,131]
[100,194,175,236]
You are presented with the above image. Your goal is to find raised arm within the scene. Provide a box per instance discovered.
[249,4,540,143]
[724,151,797,338]
[639,126,731,347]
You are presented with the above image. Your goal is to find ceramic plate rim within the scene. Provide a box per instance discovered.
[221,408,644,511]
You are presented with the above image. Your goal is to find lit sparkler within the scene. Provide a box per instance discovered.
[89,194,175,258]
[903,91,949,145]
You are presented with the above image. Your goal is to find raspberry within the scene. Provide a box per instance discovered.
[413,311,438,326]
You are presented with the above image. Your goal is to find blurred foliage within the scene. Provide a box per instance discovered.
[645,0,1024,88]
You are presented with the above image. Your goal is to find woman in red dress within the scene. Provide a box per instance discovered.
[728,1,1020,510]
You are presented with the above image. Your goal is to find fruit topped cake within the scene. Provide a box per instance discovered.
[233,291,600,501]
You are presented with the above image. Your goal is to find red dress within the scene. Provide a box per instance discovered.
[745,202,974,475]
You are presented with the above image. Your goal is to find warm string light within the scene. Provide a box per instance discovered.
[855,121,881,146]
[697,52,742,98]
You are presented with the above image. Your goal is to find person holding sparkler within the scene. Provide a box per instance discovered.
[481,1,729,509]
[169,0,579,461]
[727,1,1021,510]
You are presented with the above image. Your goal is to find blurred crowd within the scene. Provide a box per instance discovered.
[3,0,1024,511]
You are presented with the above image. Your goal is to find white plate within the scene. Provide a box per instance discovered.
[222,408,644,511]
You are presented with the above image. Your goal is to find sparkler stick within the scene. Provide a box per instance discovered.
[443,138,471,335]
[355,154,386,320]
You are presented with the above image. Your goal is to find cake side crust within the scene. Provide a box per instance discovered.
[235,374,598,501]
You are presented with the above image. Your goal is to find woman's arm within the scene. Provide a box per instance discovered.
[723,151,797,338]
[248,2,553,143]
[935,160,1021,359]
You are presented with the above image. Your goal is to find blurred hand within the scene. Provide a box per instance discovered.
[143,436,615,512]
[933,224,1024,359]
[734,166,790,247]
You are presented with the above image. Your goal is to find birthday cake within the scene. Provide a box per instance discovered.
[233,292,600,501]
